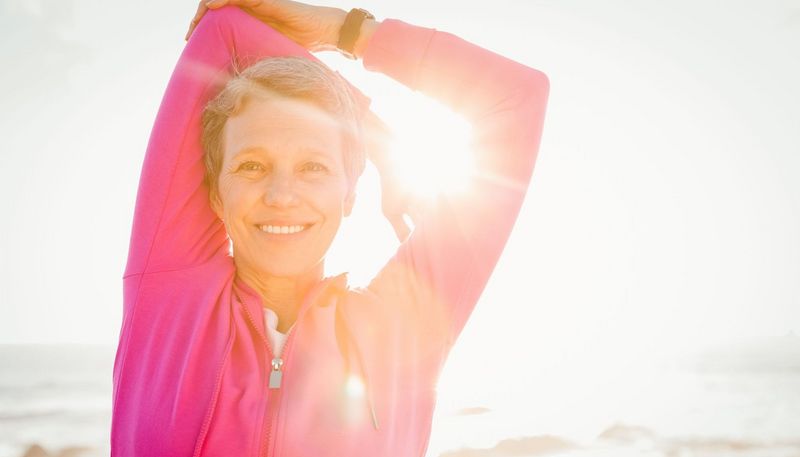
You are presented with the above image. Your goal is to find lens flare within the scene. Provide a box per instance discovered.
[381,95,475,199]
[345,374,365,398]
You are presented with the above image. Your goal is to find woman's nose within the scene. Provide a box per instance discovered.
[264,173,299,207]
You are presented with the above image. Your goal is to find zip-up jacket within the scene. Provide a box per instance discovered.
[112,6,549,456]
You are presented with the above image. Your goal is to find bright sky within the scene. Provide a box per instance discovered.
[1,0,798,393]
[1,0,798,451]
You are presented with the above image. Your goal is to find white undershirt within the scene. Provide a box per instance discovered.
[263,307,291,358]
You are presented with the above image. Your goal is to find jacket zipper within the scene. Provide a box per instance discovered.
[264,329,301,457]
[236,276,345,456]
[236,289,299,457]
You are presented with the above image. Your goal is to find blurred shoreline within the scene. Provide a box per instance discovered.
[2,335,799,457]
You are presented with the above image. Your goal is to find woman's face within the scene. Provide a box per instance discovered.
[211,95,355,279]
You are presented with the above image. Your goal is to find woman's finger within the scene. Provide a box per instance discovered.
[208,0,267,10]
[205,0,232,9]
[184,1,209,41]
[186,0,274,40]
[405,200,423,225]
[388,213,411,244]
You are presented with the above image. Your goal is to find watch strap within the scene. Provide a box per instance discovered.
[337,8,375,59]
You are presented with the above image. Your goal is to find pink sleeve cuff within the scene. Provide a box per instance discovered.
[362,19,436,90]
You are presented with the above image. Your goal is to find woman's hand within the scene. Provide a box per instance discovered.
[186,0,347,52]
[363,111,420,243]
[379,170,420,244]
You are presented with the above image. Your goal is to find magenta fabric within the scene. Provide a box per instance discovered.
[113,6,548,456]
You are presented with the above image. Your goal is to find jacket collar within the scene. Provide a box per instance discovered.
[232,271,350,336]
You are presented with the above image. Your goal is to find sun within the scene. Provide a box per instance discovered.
[376,93,475,199]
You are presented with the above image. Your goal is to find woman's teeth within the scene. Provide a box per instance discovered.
[259,224,307,235]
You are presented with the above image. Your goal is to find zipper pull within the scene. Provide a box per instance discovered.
[269,358,283,389]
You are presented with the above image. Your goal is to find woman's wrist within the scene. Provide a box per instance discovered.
[330,9,379,59]
[352,18,379,59]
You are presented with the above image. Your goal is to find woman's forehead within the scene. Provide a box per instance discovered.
[223,97,345,163]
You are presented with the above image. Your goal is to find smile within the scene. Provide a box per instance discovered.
[257,224,312,235]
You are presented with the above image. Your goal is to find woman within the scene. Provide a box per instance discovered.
[112,1,548,456]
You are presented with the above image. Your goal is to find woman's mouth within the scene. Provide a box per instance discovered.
[255,223,314,235]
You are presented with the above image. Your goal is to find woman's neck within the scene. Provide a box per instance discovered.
[236,261,324,333]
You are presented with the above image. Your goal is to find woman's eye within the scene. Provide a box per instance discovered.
[238,162,264,172]
[302,162,328,172]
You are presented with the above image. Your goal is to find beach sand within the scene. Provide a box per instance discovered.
[15,423,800,457]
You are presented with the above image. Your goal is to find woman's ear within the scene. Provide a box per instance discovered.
[343,190,356,217]
[210,189,224,221]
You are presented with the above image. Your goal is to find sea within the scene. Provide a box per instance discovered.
[1,337,799,457]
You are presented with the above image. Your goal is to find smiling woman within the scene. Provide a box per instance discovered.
[112,2,548,456]
[199,56,366,332]
[221,108,343,260]
[204,65,360,310]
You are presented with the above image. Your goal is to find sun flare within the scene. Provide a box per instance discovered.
[380,95,475,199]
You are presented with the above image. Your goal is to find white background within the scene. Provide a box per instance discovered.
[0,0,797,368]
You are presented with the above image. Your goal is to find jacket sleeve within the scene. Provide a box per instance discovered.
[123,6,367,278]
[362,20,549,350]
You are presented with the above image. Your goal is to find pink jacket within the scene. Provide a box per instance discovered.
[112,6,548,456]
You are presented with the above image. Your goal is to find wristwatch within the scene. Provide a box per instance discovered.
[337,8,375,60]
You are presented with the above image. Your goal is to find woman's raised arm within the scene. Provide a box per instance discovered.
[361,19,550,349]
[125,7,346,278]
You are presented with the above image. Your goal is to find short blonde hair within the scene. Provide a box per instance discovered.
[201,56,366,201]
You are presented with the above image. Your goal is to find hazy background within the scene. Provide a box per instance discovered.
[1,0,798,456]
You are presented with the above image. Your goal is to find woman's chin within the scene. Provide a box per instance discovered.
[252,256,325,281]
[232,237,327,280]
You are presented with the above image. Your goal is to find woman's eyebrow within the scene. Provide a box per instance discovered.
[231,146,335,161]
[232,146,270,159]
